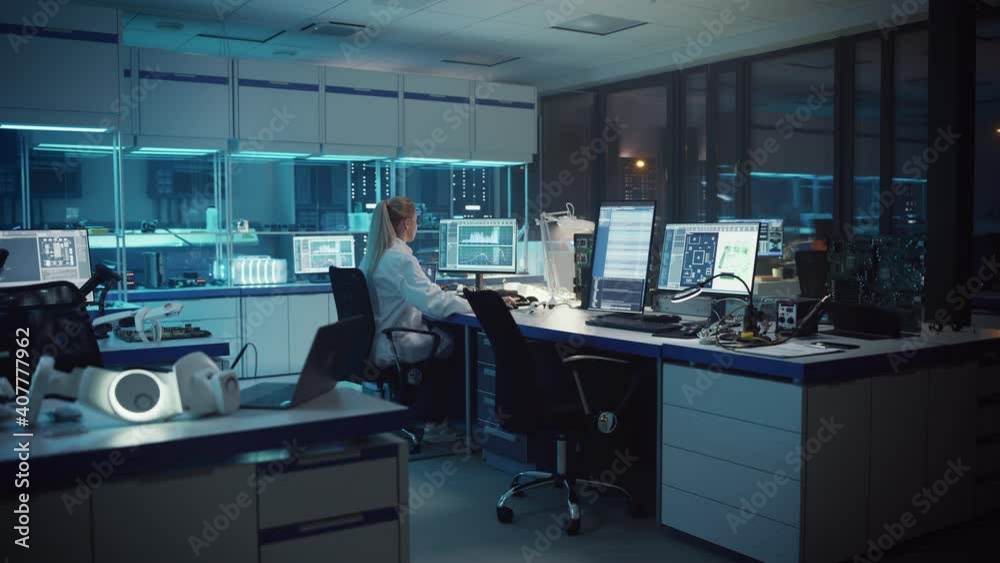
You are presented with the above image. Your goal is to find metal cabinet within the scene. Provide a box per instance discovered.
[136,49,232,139]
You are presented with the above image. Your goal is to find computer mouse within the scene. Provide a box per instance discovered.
[526,296,538,303]
[48,405,83,423]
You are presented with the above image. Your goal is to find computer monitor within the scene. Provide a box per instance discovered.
[438,218,518,274]
[720,218,783,257]
[657,222,761,297]
[588,201,657,313]
[0,229,93,297]
[292,235,356,274]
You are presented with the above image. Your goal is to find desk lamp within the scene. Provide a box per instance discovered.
[538,203,594,306]
[671,272,758,337]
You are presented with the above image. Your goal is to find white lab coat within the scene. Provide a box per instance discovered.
[365,239,473,368]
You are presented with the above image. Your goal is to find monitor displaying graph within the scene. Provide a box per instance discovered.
[438,219,517,274]
[293,235,356,274]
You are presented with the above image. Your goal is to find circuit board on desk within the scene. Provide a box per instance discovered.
[828,236,926,332]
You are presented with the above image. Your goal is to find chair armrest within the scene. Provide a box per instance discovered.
[382,327,441,364]
[560,354,640,417]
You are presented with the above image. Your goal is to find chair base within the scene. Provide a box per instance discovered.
[495,469,633,536]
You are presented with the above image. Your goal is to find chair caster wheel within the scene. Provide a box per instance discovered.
[566,518,581,536]
[497,506,514,524]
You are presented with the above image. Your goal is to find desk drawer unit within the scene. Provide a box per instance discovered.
[661,366,804,563]
[260,514,399,563]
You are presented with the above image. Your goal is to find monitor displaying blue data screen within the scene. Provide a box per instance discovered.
[720,218,784,257]
[588,201,657,313]
[0,229,93,296]
[438,218,517,274]
[293,235,356,274]
[658,223,760,297]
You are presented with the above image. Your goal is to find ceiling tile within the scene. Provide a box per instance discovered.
[490,4,593,30]
[313,0,443,24]
[426,0,528,19]
[179,35,262,56]
[121,29,194,50]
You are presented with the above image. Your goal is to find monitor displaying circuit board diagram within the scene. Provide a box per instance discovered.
[657,222,760,297]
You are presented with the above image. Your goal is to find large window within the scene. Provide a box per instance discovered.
[976,19,1000,237]
[853,39,882,236]
[892,31,929,235]
[606,85,669,212]
[681,72,708,222]
[750,48,836,244]
[540,92,597,221]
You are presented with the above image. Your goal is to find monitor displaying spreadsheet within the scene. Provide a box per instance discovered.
[657,222,760,297]
[293,235,356,274]
[438,218,517,274]
[588,201,657,313]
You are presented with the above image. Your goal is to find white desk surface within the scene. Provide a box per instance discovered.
[97,336,228,352]
[447,307,1000,381]
[0,380,405,480]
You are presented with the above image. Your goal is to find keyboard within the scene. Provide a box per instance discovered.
[114,324,212,343]
[585,313,683,333]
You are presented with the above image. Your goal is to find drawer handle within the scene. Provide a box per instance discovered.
[299,514,364,534]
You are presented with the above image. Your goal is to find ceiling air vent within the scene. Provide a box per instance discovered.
[551,14,646,36]
[300,21,366,38]
[442,54,520,67]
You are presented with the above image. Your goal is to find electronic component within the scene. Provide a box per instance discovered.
[217,256,288,285]
[777,297,823,335]
[658,223,761,298]
[115,323,212,343]
[827,236,925,332]
[439,218,518,274]
[588,201,657,313]
[573,232,594,305]
[293,235,356,274]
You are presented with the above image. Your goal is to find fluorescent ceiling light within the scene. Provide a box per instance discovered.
[456,160,524,167]
[133,147,215,156]
[306,155,377,162]
[396,157,462,164]
[0,123,109,133]
[232,151,309,159]
[35,143,116,152]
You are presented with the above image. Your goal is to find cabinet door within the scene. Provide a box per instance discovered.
[288,293,330,371]
[242,295,291,377]
[93,465,257,563]
[0,3,118,116]
[402,74,471,159]
[0,488,92,562]
[473,83,537,157]
[137,49,231,139]
[326,67,399,151]
[238,59,320,144]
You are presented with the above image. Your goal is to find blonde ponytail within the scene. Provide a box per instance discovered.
[359,196,416,281]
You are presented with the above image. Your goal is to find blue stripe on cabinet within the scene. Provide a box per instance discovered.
[0,24,117,44]
[476,99,535,110]
[258,506,398,544]
[276,444,398,475]
[404,92,469,104]
[325,85,398,98]
[239,78,318,92]
[138,70,228,85]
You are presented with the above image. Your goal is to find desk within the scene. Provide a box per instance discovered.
[0,382,409,563]
[445,306,1000,563]
[98,336,230,366]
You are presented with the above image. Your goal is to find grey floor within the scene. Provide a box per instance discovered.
[408,455,998,563]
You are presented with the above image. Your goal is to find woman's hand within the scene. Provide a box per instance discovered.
[503,296,517,309]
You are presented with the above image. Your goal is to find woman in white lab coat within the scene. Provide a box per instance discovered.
[359,196,472,442]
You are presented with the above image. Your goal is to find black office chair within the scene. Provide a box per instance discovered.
[0,281,103,388]
[329,266,444,450]
[464,289,642,535]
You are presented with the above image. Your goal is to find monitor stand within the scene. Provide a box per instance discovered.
[475,273,485,291]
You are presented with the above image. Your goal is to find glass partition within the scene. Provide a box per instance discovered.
[398,160,527,275]
[118,146,226,290]
[227,153,393,284]
[0,130,23,230]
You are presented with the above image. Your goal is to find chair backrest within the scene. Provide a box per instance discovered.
[0,281,103,382]
[463,289,538,434]
[328,267,376,381]
[796,250,829,299]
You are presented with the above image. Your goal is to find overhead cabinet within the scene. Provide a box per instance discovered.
[137,49,232,139]
[473,82,537,160]
[0,3,118,121]
[237,59,321,145]
[402,74,472,160]
[325,67,400,155]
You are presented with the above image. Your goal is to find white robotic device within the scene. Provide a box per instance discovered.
[27,351,239,425]
[92,302,184,343]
